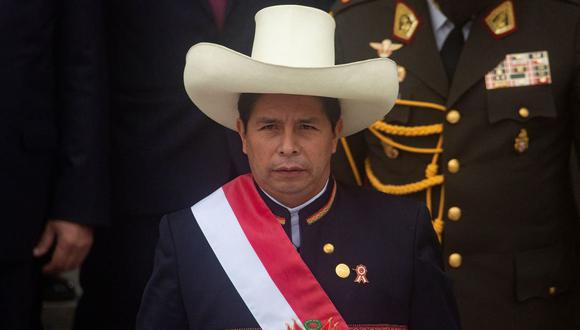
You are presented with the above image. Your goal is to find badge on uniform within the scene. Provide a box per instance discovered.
[484,0,517,38]
[354,264,370,284]
[392,1,419,43]
[485,51,552,90]
[369,39,407,82]
[514,128,529,154]
[370,39,403,58]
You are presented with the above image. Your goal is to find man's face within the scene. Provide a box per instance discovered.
[237,94,342,207]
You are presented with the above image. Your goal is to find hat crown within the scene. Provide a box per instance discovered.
[251,5,335,68]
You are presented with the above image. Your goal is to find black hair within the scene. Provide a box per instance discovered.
[237,93,341,131]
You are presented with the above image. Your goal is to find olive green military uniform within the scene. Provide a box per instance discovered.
[331,0,580,329]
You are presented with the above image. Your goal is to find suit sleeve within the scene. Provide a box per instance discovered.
[48,0,109,226]
[408,206,462,330]
[137,216,188,330]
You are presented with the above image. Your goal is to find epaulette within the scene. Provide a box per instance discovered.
[330,0,377,17]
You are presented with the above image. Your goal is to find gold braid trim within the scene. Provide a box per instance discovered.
[365,158,444,195]
[369,127,443,154]
[427,185,446,243]
[367,98,448,242]
[395,99,447,111]
[371,121,443,136]
[340,138,363,187]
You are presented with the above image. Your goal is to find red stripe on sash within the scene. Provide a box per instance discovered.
[223,174,348,329]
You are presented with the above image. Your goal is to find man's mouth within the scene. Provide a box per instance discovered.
[272,166,306,176]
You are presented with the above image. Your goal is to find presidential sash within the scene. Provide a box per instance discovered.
[191,174,348,330]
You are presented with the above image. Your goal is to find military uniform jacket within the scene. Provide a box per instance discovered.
[331,0,580,329]
[137,176,460,329]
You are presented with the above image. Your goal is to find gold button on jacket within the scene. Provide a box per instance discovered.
[446,110,461,124]
[449,253,462,268]
[448,207,462,221]
[447,159,460,173]
[323,243,335,254]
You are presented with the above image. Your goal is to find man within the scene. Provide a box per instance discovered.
[330,0,580,329]
[0,0,108,329]
[137,5,460,329]
[74,1,332,329]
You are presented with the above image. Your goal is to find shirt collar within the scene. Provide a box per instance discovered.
[427,0,449,32]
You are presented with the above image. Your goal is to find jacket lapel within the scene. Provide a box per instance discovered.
[390,0,449,98]
[446,6,515,107]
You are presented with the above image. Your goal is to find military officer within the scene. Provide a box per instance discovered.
[331,0,580,329]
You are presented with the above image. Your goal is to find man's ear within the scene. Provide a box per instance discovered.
[331,118,344,154]
[236,118,248,155]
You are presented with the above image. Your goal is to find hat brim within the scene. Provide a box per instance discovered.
[184,43,398,137]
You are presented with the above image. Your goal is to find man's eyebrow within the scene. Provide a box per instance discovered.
[254,117,280,123]
[298,117,320,123]
[253,117,321,123]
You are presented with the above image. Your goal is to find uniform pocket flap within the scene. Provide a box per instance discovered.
[486,86,557,124]
[514,244,573,302]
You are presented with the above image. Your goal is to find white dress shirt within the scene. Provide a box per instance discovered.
[427,0,473,50]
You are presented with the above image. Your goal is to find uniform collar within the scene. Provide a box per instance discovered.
[256,178,337,226]
[261,179,329,215]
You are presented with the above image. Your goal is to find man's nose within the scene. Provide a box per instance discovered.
[278,129,299,155]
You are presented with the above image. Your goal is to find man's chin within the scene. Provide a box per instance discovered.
[270,169,308,180]
[267,181,309,196]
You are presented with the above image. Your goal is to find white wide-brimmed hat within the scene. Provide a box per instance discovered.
[184,5,398,137]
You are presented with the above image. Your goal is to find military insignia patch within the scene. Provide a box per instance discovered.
[393,1,419,43]
[369,39,407,82]
[369,39,403,58]
[484,0,517,38]
[485,51,552,90]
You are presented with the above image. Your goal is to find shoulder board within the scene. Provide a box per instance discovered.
[330,0,376,17]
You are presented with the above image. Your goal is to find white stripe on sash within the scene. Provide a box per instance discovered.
[191,188,303,330]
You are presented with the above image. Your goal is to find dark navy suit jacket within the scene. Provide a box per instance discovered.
[137,179,461,329]
[0,0,108,259]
